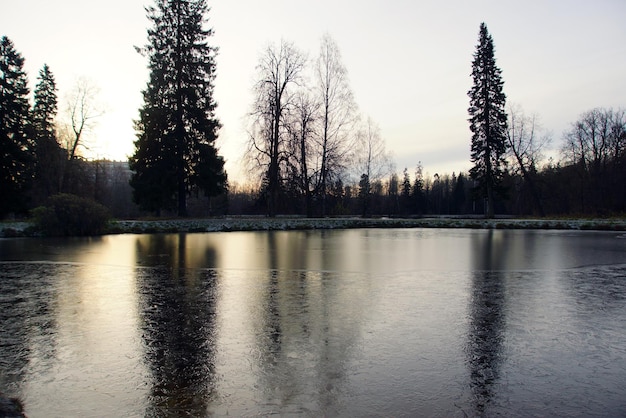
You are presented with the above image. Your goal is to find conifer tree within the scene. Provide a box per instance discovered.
[400,167,412,214]
[468,23,508,218]
[32,64,64,202]
[130,0,226,216]
[0,36,33,216]
[32,65,57,139]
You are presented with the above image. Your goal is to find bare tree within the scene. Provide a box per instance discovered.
[506,103,551,216]
[245,40,305,216]
[561,107,625,212]
[61,78,103,161]
[59,78,103,192]
[353,117,392,216]
[562,107,625,171]
[286,89,319,216]
[315,34,358,215]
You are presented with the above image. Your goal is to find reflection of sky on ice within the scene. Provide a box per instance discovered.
[0,229,625,416]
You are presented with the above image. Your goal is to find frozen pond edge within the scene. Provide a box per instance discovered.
[2,216,626,237]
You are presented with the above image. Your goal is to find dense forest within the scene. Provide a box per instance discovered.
[1,5,625,221]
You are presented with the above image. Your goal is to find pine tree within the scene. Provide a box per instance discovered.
[32,64,64,202]
[0,36,33,216]
[400,167,412,214]
[468,23,508,218]
[412,162,425,215]
[194,141,227,214]
[129,0,226,216]
[32,65,56,139]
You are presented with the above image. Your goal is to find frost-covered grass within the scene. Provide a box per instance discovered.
[106,216,626,234]
[2,216,626,237]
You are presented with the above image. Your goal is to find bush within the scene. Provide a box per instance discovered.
[33,194,111,236]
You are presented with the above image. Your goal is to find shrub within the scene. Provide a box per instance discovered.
[32,194,111,236]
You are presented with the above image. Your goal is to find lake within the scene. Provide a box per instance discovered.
[1,228,625,417]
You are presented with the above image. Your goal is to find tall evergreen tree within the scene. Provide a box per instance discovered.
[32,65,57,139]
[400,167,412,214]
[32,64,64,202]
[129,0,226,216]
[412,163,425,215]
[468,23,508,218]
[0,36,33,217]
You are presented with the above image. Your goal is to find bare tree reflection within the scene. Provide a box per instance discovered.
[466,230,507,415]
[135,234,218,417]
[250,231,369,416]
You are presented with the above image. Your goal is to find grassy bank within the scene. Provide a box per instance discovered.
[2,216,626,238]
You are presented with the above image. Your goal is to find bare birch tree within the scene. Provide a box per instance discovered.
[315,34,357,215]
[354,117,392,216]
[506,103,551,216]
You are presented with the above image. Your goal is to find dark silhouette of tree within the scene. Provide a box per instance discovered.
[32,65,57,146]
[193,142,227,215]
[468,23,508,218]
[31,64,64,204]
[0,36,33,217]
[400,167,412,215]
[358,173,370,217]
[386,172,399,216]
[130,0,225,217]
[412,162,425,215]
[452,172,468,214]
[286,90,318,217]
[246,40,305,217]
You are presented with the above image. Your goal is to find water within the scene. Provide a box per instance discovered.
[1,229,625,417]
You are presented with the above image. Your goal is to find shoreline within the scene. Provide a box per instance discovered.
[2,216,626,237]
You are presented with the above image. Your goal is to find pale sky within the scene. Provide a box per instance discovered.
[2,0,625,182]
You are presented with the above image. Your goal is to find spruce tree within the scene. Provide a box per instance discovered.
[0,36,33,216]
[130,0,226,216]
[32,64,64,202]
[32,65,57,139]
[468,23,508,218]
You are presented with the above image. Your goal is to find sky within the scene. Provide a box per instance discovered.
[2,0,626,183]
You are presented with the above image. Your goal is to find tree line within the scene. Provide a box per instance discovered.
[2,5,625,221]
[238,22,625,218]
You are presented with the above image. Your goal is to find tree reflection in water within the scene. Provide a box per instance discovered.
[2,230,624,416]
[467,270,506,414]
[0,264,59,398]
[466,230,507,415]
[135,234,218,417]
[248,231,369,416]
